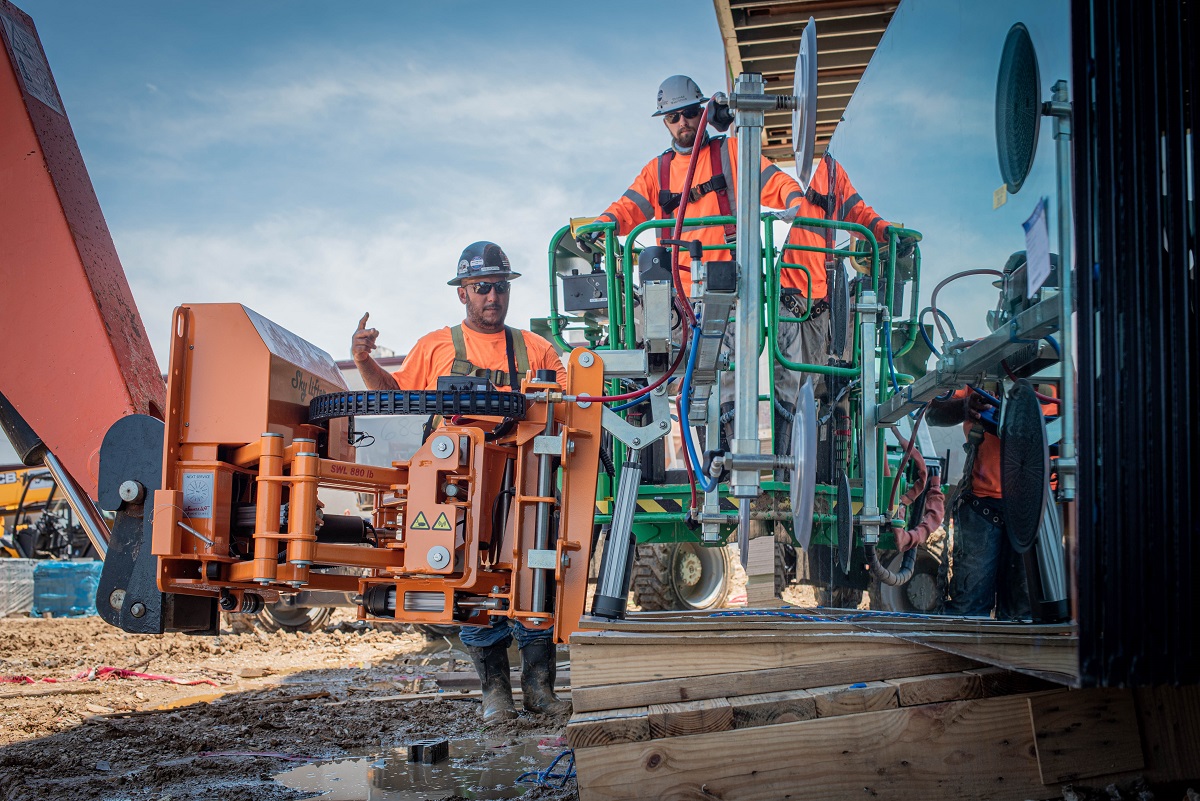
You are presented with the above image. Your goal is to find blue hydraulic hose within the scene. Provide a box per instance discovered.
[610,396,648,412]
[680,326,719,494]
[1044,334,1061,356]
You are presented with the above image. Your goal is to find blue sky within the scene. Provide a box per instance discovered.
[11,1,727,366]
[3,0,1071,468]
[827,0,1071,342]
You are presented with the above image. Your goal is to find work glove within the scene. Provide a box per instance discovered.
[707,93,734,132]
[768,206,800,224]
[575,228,604,254]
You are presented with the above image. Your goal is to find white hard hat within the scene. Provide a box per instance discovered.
[653,75,708,117]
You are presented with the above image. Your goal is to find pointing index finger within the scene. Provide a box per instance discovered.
[357,312,370,331]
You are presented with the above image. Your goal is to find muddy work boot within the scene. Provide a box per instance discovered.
[464,643,517,722]
[519,641,571,716]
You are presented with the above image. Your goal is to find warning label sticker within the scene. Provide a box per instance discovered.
[1,13,65,115]
[181,472,214,519]
[410,511,430,530]
[432,512,451,531]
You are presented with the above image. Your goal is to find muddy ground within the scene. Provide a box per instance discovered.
[0,614,576,801]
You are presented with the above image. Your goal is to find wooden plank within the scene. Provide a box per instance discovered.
[744,533,782,607]
[810,680,898,717]
[966,666,1059,697]
[1029,688,1144,785]
[575,695,1050,801]
[886,671,983,707]
[576,611,1077,637]
[571,650,981,713]
[730,689,817,729]
[566,706,650,749]
[902,633,1079,684]
[647,698,734,739]
[570,632,933,688]
[1134,685,1200,783]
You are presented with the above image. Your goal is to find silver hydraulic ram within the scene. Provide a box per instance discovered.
[725,73,800,499]
[529,403,556,617]
[590,450,641,619]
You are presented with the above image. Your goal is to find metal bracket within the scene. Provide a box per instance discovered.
[601,383,672,449]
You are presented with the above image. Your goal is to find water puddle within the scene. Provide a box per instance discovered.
[273,733,566,800]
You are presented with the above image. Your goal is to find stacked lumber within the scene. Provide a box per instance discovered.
[566,616,1196,800]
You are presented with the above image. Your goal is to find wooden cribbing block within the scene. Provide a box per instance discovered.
[571,649,980,712]
[744,533,782,608]
[729,689,817,728]
[647,698,734,739]
[886,671,984,706]
[966,666,1058,697]
[570,633,932,688]
[575,695,1050,801]
[566,706,650,749]
[1028,688,1144,784]
[1133,685,1200,783]
[809,680,898,717]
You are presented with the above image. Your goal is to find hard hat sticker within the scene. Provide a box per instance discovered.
[432,512,452,531]
[410,511,430,530]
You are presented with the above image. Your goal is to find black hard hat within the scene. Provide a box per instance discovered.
[449,241,522,286]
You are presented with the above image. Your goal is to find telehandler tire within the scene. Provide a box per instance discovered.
[631,542,732,611]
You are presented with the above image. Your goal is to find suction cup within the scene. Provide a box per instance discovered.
[789,380,818,549]
[835,470,852,574]
[1000,380,1049,553]
[791,17,818,189]
[828,260,849,357]
[995,23,1041,194]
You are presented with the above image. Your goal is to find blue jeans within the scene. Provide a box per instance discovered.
[944,497,1031,619]
[458,617,553,649]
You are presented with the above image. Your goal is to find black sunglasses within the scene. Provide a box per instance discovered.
[467,280,510,295]
[664,105,702,124]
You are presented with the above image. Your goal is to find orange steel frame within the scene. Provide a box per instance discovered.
[150,304,603,643]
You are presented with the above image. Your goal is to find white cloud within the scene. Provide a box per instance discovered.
[100,41,710,366]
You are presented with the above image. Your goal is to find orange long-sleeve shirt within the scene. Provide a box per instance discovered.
[392,325,566,390]
[599,134,804,295]
[781,155,891,299]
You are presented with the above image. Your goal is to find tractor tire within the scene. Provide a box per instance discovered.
[222,603,335,634]
[774,529,798,597]
[414,624,460,640]
[814,585,864,609]
[630,542,732,611]
[868,528,949,614]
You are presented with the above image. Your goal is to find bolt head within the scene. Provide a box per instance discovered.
[118,480,145,503]
[659,421,669,430]
[632,437,641,446]
[108,589,126,610]
[427,546,451,568]
[579,352,595,367]
[129,602,146,618]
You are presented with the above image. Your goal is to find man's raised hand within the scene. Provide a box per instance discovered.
[352,312,379,363]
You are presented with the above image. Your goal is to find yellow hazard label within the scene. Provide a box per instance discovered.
[410,511,430,530]
[432,512,452,531]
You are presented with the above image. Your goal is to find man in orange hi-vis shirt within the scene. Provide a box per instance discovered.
[928,383,1057,619]
[350,241,568,723]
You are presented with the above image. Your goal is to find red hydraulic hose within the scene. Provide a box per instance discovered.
[668,105,711,328]
[574,330,689,403]
[676,391,699,510]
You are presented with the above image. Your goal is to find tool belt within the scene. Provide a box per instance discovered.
[781,293,829,320]
[964,494,1005,527]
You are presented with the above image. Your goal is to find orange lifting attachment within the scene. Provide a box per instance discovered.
[143,304,603,642]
